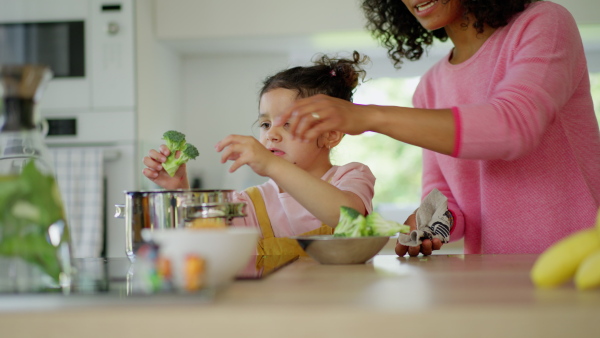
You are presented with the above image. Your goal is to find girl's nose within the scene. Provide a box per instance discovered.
[266,128,281,142]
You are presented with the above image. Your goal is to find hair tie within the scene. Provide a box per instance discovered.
[330,69,336,77]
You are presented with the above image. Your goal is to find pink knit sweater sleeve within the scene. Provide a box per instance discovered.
[454,4,587,160]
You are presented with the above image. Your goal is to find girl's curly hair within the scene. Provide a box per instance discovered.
[361,0,540,68]
[260,51,370,103]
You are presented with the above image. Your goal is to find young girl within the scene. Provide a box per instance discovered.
[275,1,600,256]
[142,52,375,256]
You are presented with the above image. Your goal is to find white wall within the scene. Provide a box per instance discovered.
[552,0,599,25]
[136,0,184,189]
[154,0,365,39]
[180,53,290,190]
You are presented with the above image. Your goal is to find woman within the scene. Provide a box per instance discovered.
[274,0,600,256]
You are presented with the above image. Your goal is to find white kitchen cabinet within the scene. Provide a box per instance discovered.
[154,0,366,40]
[154,0,600,42]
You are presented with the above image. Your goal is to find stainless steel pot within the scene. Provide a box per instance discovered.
[114,189,245,262]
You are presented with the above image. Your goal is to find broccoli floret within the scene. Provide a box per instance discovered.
[332,206,411,238]
[182,143,199,160]
[333,206,367,237]
[365,212,411,236]
[162,130,187,152]
[161,131,200,177]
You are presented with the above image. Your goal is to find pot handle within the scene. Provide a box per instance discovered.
[114,204,125,219]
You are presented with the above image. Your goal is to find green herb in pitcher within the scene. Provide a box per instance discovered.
[0,160,72,290]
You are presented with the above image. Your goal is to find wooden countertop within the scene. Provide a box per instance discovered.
[1,251,599,337]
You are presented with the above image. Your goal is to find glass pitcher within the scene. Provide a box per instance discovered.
[0,64,73,293]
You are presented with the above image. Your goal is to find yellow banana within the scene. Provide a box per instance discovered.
[575,250,600,290]
[530,228,600,288]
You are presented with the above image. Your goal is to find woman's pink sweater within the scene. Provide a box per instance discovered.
[413,1,600,254]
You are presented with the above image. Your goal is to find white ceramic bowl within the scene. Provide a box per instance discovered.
[141,226,259,289]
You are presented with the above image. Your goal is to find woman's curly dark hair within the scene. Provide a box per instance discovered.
[362,0,540,68]
[260,51,370,103]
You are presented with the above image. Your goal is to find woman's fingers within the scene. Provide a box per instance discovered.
[299,114,342,142]
[395,241,408,257]
[282,95,329,138]
[400,238,445,257]
[432,238,443,251]
[407,245,421,257]
[420,239,433,256]
[294,112,322,141]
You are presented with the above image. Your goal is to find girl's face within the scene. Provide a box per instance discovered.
[258,88,331,173]
[401,0,463,31]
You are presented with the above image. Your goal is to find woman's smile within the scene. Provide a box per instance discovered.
[415,0,439,15]
[403,0,462,32]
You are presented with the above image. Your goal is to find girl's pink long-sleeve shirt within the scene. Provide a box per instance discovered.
[413,1,600,254]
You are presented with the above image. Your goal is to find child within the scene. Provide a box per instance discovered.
[142,51,375,256]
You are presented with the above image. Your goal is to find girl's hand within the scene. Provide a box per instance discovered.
[395,213,444,257]
[274,94,371,142]
[215,135,279,176]
[142,144,188,189]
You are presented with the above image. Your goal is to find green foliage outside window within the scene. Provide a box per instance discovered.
[332,77,422,207]
[591,72,600,122]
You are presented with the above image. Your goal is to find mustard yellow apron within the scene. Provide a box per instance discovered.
[245,186,334,256]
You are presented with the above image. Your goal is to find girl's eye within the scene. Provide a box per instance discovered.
[283,122,290,130]
[259,121,271,129]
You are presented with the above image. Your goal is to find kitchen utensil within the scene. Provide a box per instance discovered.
[141,226,259,289]
[114,189,245,262]
[291,235,389,264]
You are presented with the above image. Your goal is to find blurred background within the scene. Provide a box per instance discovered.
[1,0,598,257]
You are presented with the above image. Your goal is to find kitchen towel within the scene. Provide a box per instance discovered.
[50,147,104,258]
[398,189,453,247]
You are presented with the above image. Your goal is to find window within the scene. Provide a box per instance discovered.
[592,72,600,121]
[332,77,422,219]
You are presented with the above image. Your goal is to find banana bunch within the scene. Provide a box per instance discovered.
[530,209,600,290]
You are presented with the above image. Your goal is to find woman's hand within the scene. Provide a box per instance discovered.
[395,213,444,257]
[215,135,280,176]
[274,94,371,142]
[142,144,189,189]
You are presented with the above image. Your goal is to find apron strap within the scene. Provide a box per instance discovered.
[245,186,275,239]
[244,185,335,256]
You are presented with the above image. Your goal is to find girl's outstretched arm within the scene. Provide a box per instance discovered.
[216,135,367,226]
[266,158,368,226]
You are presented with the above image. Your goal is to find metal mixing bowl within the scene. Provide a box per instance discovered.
[291,235,389,264]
